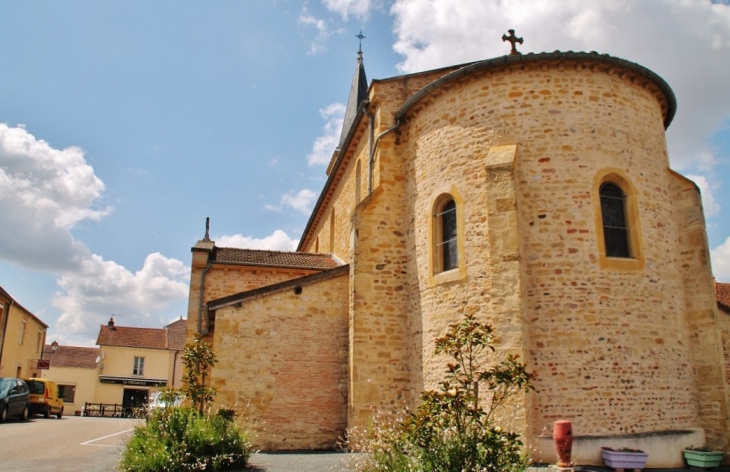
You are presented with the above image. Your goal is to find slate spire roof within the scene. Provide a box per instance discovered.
[337,45,368,150]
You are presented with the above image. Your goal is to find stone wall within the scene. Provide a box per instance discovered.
[211,270,349,450]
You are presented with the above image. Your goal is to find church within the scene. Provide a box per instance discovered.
[185,33,730,466]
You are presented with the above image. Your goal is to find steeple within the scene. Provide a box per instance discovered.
[337,33,369,150]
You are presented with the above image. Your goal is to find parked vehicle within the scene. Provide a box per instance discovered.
[147,390,182,414]
[0,377,30,422]
[23,378,64,419]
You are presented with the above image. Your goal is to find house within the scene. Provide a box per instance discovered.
[41,342,100,415]
[185,40,730,465]
[94,317,186,409]
[0,286,48,378]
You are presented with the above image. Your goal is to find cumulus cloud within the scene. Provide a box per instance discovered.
[687,174,721,217]
[0,124,111,272]
[0,124,189,341]
[53,253,189,336]
[711,237,730,282]
[217,229,299,251]
[307,103,345,166]
[390,0,730,172]
[265,188,318,214]
[322,0,382,20]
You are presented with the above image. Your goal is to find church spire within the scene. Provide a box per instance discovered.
[337,33,369,150]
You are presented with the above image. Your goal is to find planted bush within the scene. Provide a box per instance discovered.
[343,313,535,472]
[120,406,253,472]
[120,335,254,471]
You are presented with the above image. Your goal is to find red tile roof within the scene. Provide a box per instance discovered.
[42,345,100,369]
[96,323,168,350]
[166,318,187,351]
[212,247,339,270]
[717,282,730,313]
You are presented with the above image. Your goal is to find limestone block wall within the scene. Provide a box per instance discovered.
[211,271,349,450]
[185,246,319,343]
[395,57,703,444]
[670,173,729,451]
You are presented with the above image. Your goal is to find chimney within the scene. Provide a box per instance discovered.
[108,317,115,330]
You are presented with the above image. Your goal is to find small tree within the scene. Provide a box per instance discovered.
[344,313,536,472]
[182,333,218,414]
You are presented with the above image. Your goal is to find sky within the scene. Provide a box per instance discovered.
[0,0,729,346]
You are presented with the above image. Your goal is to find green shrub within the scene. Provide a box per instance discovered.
[343,313,535,472]
[119,406,254,472]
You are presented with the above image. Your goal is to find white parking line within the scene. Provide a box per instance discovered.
[80,428,135,447]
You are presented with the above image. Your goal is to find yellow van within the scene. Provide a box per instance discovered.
[23,378,64,419]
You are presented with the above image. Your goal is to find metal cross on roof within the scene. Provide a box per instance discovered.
[502,29,523,55]
[356,31,366,52]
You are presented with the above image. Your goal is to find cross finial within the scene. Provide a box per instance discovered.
[501,29,524,55]
[356,31,366,53]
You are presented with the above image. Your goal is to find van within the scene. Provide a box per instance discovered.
[23,378,64,419]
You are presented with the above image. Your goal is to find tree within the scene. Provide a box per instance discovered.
[181,334,218,414]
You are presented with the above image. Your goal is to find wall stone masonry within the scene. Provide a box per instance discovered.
[186,50,730,465]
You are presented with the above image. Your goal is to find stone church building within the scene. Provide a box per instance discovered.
[186,38,730,466]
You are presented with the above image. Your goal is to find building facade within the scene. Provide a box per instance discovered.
[0,286,48,379]
[95,317,186,408]
[41,343,100,415]
[185,45,730,465]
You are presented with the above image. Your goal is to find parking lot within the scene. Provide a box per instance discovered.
[0,414,136,471]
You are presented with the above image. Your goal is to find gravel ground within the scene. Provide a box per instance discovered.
[241,451,357,472]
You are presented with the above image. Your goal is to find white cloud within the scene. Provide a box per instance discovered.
[711,236,730,282]
[266,188,318,214]
[299,7,332,55]
[687,174,721,217]
[217,230,299,251]
[390,0,730,172]
[0,124,190,341]
[53,253,189,337]
[307,103,345,166]
[322,0,382,20]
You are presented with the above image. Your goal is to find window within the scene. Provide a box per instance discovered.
[599,183,630,258]
[593,170,643,270]
[35,330,43,353]
[18,319,27,345]
[437,200,459,272]
[133,357,145,376]
[59,384,76,403]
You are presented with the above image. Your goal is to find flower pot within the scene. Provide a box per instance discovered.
[683,449,724,468]
[602,449,649,470]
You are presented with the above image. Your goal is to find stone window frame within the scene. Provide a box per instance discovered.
[428,185,466,285]
[593,168,644,270]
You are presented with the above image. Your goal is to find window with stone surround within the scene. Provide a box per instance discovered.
[593,169,643,270]
[599,183,630,257]
[436,199,458,272]
[429,188,466,285]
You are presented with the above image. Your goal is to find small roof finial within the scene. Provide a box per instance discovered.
[501,29,524,55]
[356,31,366,54]
[204,217,210,241]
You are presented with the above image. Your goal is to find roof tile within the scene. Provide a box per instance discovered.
[212,247,339,270]
[42,345,100,369]
[96,325,168,350]
[717,282,730,313]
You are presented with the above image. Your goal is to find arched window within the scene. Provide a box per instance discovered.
[436,199,458,272]
[599,183,630,258]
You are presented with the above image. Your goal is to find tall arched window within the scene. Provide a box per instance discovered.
[436,199,458,272]
[599,183,630,258]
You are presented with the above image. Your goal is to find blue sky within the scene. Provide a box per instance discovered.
[1,0,729,346]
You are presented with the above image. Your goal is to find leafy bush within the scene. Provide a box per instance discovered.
[119,406,254,472]
[343,313,535,472]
